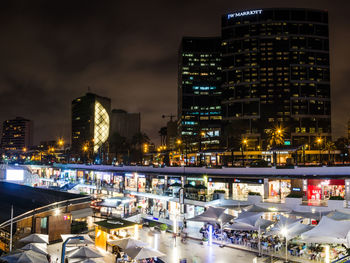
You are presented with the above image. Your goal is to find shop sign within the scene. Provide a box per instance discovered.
[292,187,301,191]
[308,185,321,200]
[107,220,124,225]
[227,9,263,19]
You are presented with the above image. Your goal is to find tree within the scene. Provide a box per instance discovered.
[323,141,336,164]
[130,132,150,163]
[109,132,129,163]
[266,126,285,148]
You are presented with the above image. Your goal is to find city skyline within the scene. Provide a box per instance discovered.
[0,1,349,144]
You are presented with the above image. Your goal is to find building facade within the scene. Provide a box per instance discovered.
[178,37,222,151]
[1,117,33,151]
[221,8,331,149]
[71,93,111,157]
[110,109,141,142]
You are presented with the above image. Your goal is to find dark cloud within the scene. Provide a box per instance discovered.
[0,0,349,144]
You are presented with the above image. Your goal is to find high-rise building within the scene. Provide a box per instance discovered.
[178,37,222,151]
[71,93,111,155]
[1,117,33,151]
[221,8,331,148]
[110,109,141,142]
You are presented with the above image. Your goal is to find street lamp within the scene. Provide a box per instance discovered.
[58,139,64,147]
[281,227,289,262]
[316,137,323,164]
[241,139,248,167]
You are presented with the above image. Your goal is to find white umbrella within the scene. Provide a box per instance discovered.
[125,246,165,260]
[108,238,148,249]
[21,243,48,255]
[68,258,105,263]
[61,234,94,245]
[19,233,49,244]
[67,246,103,259]
[0,250,48,263]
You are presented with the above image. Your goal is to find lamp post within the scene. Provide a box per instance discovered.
[176,139,182,165]
[219,219,224,248]
[281,227,288,263]
[316,137,322,165]
[241,139,248,167]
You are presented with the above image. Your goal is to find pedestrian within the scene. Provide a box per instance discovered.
[183,218,187,229]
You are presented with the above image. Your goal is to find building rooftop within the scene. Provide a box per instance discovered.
[0,182,87,225]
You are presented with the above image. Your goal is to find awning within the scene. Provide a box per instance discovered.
[71,208,93,220]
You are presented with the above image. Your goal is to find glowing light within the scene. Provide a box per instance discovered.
[280,227,288,237]
[94,101,110,153]
[208,224,213,246]
[54,208,60,216]
[325,245,330,263]
[134,224,139,240]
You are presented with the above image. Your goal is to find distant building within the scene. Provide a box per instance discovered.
[221,8,331,148]
[110,109,141,142]
[178,37,222,151]
[71,93,111,155]
[166,120,177,151]
[1,117,33,151]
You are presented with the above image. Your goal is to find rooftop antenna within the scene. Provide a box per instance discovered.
[87,86,91,92]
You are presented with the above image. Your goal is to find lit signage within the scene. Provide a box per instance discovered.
[292,187,301,191]
[6,169,24,181]
[284,140,291,145]
[227,9,263,19]
[107,220,124,225]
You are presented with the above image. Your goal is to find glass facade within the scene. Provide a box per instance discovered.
[221,8,331,148]
[71,93,111,154]
[178,37,222,150]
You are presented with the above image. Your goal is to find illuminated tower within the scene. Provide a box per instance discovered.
[178,37,222,151]
[71,93,111,158]
[221,8,331,148]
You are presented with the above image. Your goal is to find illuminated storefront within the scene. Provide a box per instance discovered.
[125,173,146,192]
[232,178,264,199]
[307,179,345,201]
[268,179,291,199]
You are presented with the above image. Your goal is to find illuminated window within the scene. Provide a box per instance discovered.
[94,101,110,153]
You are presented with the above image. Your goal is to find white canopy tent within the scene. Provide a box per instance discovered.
[225,212,274,231]
[264,215,302,236]
[20,243,48,255]
[19,234,49,244]
[327,210,350,221]
[301,216,350,246]
[0,250,48,263]
[187,206,234,224]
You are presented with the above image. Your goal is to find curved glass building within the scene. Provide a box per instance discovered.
[221,8,331,148]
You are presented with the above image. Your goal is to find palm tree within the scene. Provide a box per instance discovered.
[109,132,128,162]
[323,141,336,165]
[131,132,150,163]
[266,126,285,148]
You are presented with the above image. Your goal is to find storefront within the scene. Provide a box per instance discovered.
[268,179,291,199]
[125,173,146,192]
[99,196,136,218]
[232,178,264,199]
[307,179,345,201]
[112,175,124,191]
[95,219,141,251]
[151,178,165,194]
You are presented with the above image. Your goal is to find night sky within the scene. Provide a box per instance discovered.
[0,0,349,144]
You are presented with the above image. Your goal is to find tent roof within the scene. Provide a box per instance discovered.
[244,204,289,213]
[264,215,302,236]
[95,219,138,230]
[187,206,234,224]
[289,210,332,220]
[327,210,350,221]
[301,216,350,245]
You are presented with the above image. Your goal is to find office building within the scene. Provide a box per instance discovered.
[178,37,222,151]
[110,109,141,142]
[1,117,33,151]
[221,8,331,148]
[71,93,111,155]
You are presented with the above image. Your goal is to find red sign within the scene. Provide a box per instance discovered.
[308,185,321,200]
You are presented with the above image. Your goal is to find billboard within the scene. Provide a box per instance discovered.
[6,169,24,181]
